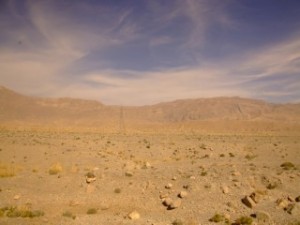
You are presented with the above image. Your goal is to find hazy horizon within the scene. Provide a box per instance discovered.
[1,0,300,105]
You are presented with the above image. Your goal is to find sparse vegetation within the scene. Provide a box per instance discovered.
[280,162,296,170]
[288,221,300,225]
[48,163,63,175]
[245,154,257,160]
[172,219,184,225]
[209,213,225,223]
[0,164,15,178]
[62,211,76,219]
[87,208,97,214]
[1,206,44,218]
[114,188,121,193]
[233,216,253,225]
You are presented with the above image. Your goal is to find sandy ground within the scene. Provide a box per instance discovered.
[0,128,300,225]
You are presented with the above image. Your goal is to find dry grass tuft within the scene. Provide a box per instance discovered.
[48,163,63,175]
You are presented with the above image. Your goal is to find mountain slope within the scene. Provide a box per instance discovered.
[1,86,300,126]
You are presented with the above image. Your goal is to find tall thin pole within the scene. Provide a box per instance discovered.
[119,106,125,134]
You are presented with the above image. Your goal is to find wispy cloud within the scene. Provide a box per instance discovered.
[0,0,299,105]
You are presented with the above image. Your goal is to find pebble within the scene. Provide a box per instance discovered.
[221,185,229,194]
[276,198,289,208]
[13,194,21,200]
[160,194,168,199]
[168,199,182,210]
[249,192,261,203]
[242,196,256,208]
[86,177,96,183]
[145,162,151,168]
[178,191,188,198]
[165,183,173,189]
[128,211,140,220]
[162,198,173,206]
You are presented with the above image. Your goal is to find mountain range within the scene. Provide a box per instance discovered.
[1,86,300,131]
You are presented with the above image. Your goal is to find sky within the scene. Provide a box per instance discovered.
[0,0,300,105]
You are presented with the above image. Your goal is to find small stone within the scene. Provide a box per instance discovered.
[128,211,140,220]
[145,162,151,168]
[222,185,229,194]
[69,200,80,206]
[190,176,196,180]
[172,176,177,180]
[13,194,21,200]
[168,199,182,210]
[165,183,173,189]
[295,195,300,202]
[242,196,256,208]
[178,191,188,198]
[162,197,173,206]
[86,177,96,183]
[276,198,289,208]
[249,192,261,203]
[160,194,168,199]
[86,172,96,183]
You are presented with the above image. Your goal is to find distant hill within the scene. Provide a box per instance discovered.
[1,86,300,130]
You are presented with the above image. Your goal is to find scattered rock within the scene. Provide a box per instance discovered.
[69,200,80,206]
[242,196,256,208]
[190,176,196,180]
[178,191,188,198]
[165,183,173,189]
[162,197,173,206]
[160,193,168,199]
[86,177,96,183]
[13,194,21,200]
[295,195,300,202]
[249,192,261,203]
[172,176,177,180]
[85,172,96,183]
[128,211,140,220]
[276,198,289,208]
[221,185,229,194]
[144,162,151,168]
[168,199,182,210]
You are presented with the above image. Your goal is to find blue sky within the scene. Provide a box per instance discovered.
[0,0,300,105]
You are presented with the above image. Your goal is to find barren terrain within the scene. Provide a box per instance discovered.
[0,87,300,225]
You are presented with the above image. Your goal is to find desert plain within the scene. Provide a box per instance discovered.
[0,86,300,225]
